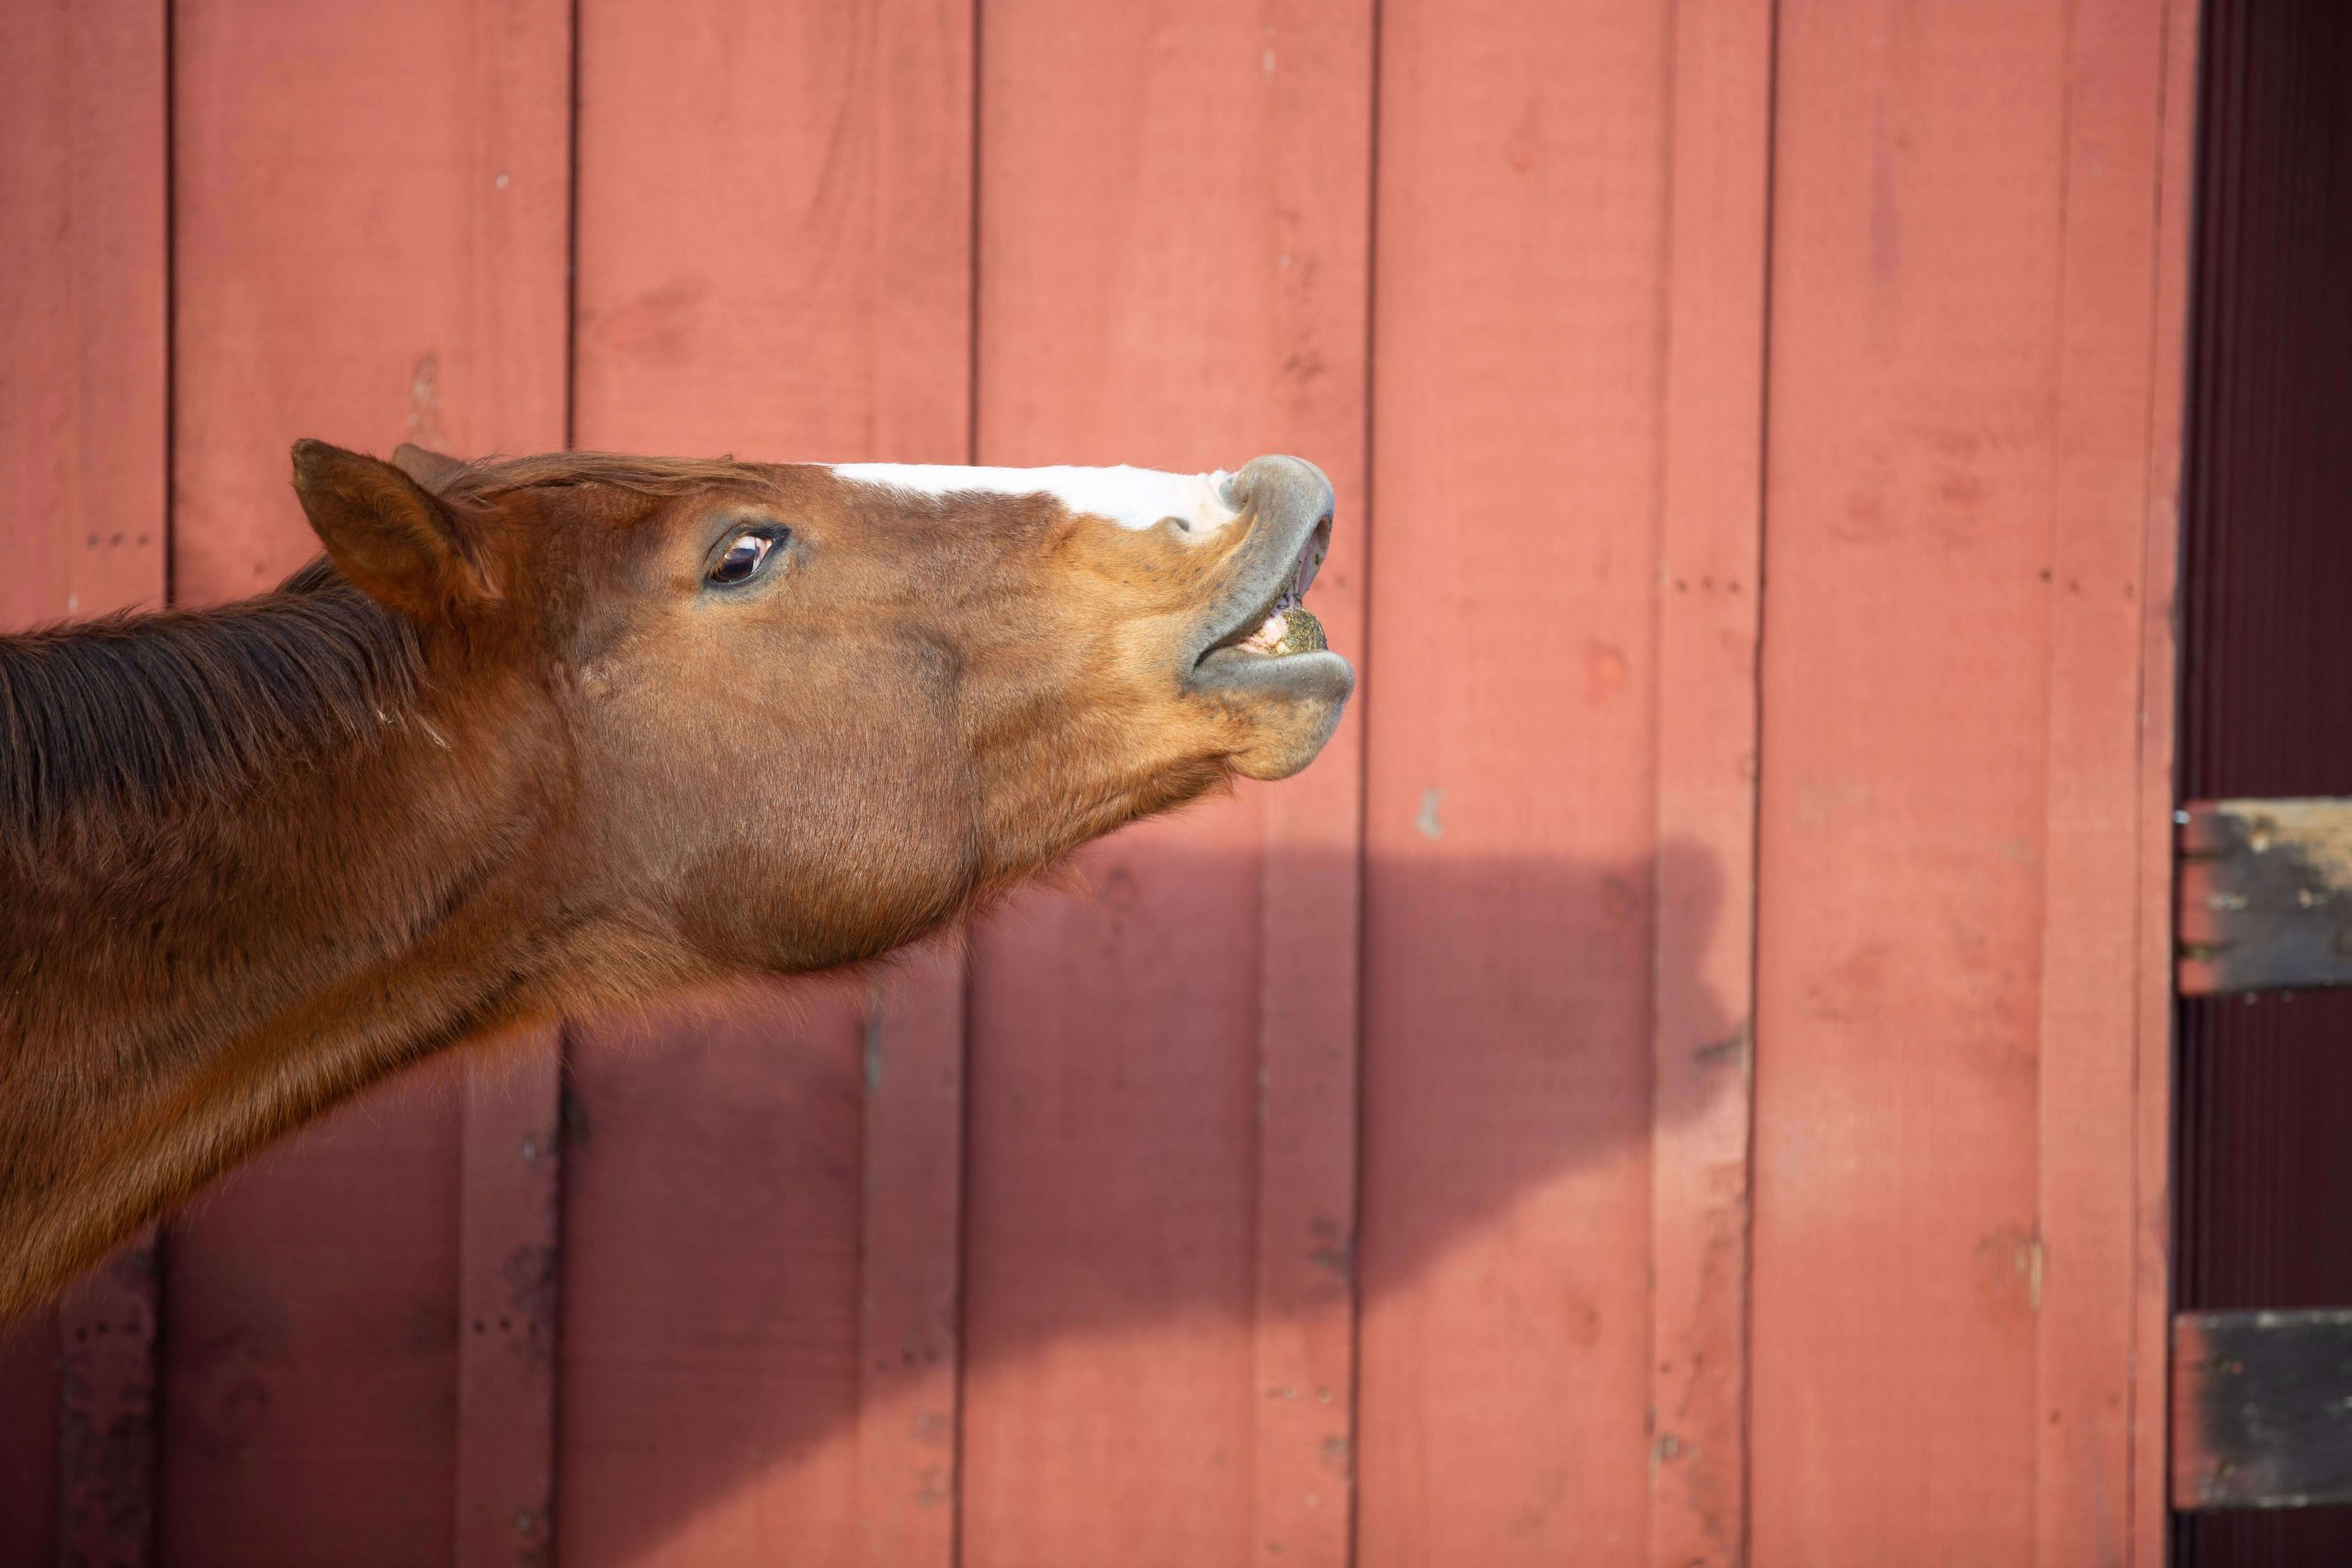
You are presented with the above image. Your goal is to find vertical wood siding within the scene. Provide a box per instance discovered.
[959,3,1370,1563]
[1750,5,2192,1565]
[0,1,2194,1563]
[1,4,169,1563]
[156,2,572,1559]
[1363,3,1710,1562]
[560,3,973,1563]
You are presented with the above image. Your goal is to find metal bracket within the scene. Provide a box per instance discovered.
[2177,798,2352,994]
[2175,1310,2352,1509]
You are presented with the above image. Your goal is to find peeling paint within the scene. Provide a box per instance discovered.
[405,350,447,447]
[1415,787,1444,840]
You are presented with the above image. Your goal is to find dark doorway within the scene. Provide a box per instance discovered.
[2174,0,2352,1561]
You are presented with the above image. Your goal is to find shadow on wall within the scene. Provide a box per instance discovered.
[0,837,1740,1563]
[550,834,1740,1562]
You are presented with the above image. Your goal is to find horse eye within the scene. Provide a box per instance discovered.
[707,527,786,587]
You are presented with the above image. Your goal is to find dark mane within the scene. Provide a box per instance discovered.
[0,559,421,849]
[436,450,772,506]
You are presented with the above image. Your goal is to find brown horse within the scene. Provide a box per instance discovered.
[0,441,1349,1320]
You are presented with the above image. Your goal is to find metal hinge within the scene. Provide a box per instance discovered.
[2177,798,2352,995]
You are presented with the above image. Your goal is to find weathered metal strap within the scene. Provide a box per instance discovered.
[2177,798,2352,994]
[2174,1309,2352,1509]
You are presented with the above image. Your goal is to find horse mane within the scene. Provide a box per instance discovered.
[0,450,768,850]
[0,559,421,849]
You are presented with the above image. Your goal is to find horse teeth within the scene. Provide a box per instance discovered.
[1236,604,1326,657]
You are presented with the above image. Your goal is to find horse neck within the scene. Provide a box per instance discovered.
[0,655,567,1318]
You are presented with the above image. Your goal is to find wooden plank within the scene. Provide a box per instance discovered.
[2177,800,2352,995]
[56,1242,163,1568]
[2032,4,2192,1565]
[1360,3,1677,1562]
[1647,5,1772,1565]
[1751,2,2083,1562]
[1242,13,1372,1568]
[851,13,972,1563]
[959,1,1372,1563]
[436,5,573,1563]
[556,998,866,1565]
[563,0,972,1561]
[571,0,976,461]
[455,1031,566,1566]
[0,1313,62,1568]
[2135,6,2198,1562]
[1750,2,2191,1562]
[0,0,168,636]
[163,0,570,1558]
[1,0,169,1559]
[856,956,964,1568]
[2174,1309,2352,1509]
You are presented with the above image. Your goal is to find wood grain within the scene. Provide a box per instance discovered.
[564,1,973,1561]
[56,1242,164,1568]
[1,0,169,1560]
[2134,3,2198,1561]
[0,0,167,635]
[456,1031,567,1567]
[2034,3,2192,1563]
[1649,3,1772,1563]
[1756,2,2056,1557]
[439,6,574,1563]
[1362,2,1679,1562]
[857,955,966,1568]
[0,2,2213,1558]
[1751,2,2186,1563]
[961,2,1372,1563]
[555,997,866,1565]
[164,0,571,1558]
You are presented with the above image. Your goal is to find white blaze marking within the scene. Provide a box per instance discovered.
[830,463,1240,535]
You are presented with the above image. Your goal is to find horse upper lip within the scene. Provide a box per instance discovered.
[1187,455,1338,665]
[1198,518,1331,659]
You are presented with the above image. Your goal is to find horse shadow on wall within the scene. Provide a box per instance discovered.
[5,834,1742,1561]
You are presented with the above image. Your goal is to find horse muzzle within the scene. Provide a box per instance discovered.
[1185,455,1355,774]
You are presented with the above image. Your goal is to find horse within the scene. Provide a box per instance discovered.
[0,440,1350,1320]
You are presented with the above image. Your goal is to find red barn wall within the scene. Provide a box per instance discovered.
[0,1,2196,1563]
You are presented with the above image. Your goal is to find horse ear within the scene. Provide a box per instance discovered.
[291,439,495,620]
[390,441,467,492]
